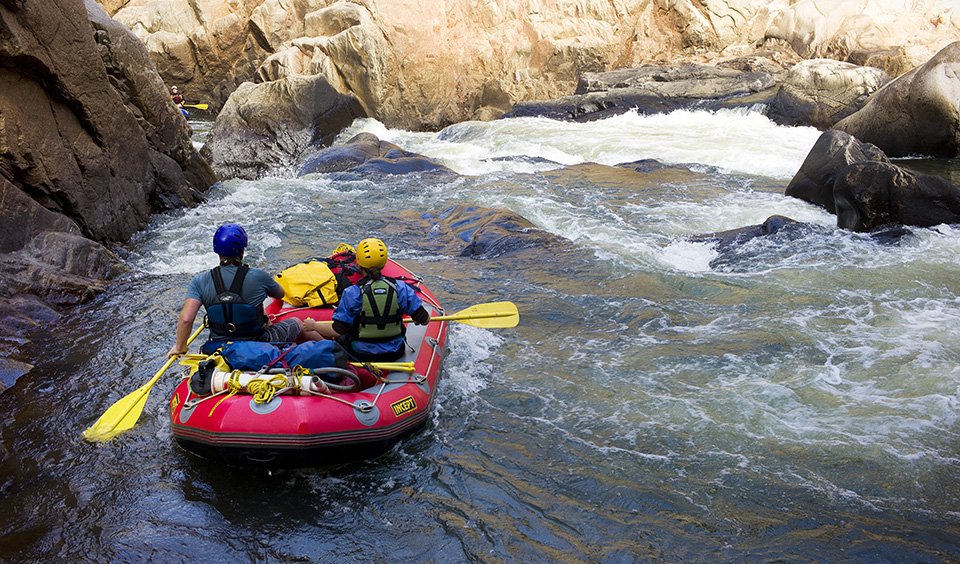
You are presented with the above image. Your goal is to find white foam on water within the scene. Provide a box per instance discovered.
[336,109,823,179]
[439,324,504,397]
[658,241,719,272]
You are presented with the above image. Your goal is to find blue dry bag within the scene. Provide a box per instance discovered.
[218,341,280,371]
[283,340,349,370]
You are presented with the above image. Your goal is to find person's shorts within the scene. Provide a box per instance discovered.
[258,318,301,344]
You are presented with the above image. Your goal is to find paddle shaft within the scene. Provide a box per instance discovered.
[119,323,205,417]
[307,308,517,325]
[427,311,513,323]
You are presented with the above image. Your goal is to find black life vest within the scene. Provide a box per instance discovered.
[354,276,404,342]
[205,265,265,339]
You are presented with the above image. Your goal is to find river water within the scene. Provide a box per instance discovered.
[2,109,960,561]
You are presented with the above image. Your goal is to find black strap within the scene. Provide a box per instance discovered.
[211,266,225,294]
[230,265,249,293]
[211,264,249,295]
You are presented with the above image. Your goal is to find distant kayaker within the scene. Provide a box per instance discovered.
[170,85,184,106]
[330,238,430,362]
[167,224,333,357]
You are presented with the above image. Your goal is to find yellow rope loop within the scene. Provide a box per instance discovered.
[247,374,289,404]
[208,371,243,417]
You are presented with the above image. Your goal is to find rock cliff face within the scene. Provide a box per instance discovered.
[102,0,793,130]
[765,0,959,77]
[101,1,960,131]
[0,0,217,371]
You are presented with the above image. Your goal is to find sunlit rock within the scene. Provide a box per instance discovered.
[767,59,890,128]
[765,0,960,77]
[102,0,789,129]
[833,42,960,158]
[506,60,786,121]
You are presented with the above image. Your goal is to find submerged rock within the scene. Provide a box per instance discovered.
[416,205,573,258]
[694,215,911,271]
[691,215,801,253]
[299,133,452,176]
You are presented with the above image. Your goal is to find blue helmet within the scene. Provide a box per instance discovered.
[212,224,248,257]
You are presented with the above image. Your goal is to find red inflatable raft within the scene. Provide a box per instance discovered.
[168,258,447,466]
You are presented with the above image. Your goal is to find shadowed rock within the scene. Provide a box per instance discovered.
[299,133,390,174]
[0,0,217,377]
[834,161,960,232]
[785,130,888,213]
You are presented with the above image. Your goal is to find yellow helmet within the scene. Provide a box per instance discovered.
[356,238,388,269]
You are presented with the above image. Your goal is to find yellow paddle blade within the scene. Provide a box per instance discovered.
[430,301,519,328]
[84,324,205,442]
[83,361,171,442]
[83,382,155,442]
[182,103,208,110]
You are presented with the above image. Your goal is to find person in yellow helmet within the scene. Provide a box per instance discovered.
[330,238,430,361]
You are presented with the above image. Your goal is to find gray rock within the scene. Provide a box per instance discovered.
[767,59,889,128]
[785,130,888,213]
[833,41,960,158]
[201,76,366,179]
[834,161,960,232]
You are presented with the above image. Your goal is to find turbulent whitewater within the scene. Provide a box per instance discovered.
[3,108,959,561]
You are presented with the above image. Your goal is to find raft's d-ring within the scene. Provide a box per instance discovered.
[355,400,374,413]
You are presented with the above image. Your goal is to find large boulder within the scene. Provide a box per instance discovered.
[767,59,890,128]
[833,42,960,158]
[200,75,365,179]
[785,130,889,213]
[834,161,960,232]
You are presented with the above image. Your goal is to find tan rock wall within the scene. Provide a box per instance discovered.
[102,0,787,129]
[765,0,960,76]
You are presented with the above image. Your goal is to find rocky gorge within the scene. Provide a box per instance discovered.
[2,0,960,384]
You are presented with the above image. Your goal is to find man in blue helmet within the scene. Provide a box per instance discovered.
[167,224,331,357]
